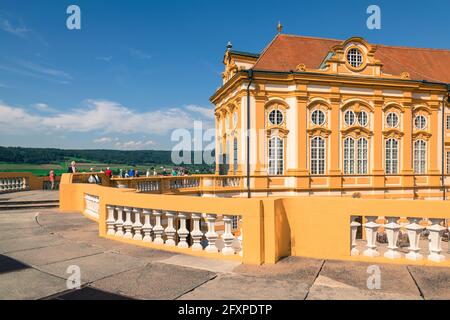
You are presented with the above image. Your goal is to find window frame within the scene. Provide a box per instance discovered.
[413,139,427,174]
[311,109,326,126]
[385,138,399,175]
[268,136,284,175]
[344,110,356,126]
[386,112,399,128]
[414,115,427,130]
[310,136,326,175]
[268,109,284,126]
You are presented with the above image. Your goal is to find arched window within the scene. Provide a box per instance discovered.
[357,138,368,174]
[344,137,355,174]
[268,137,284,175]
[385,138,398,174]
[310,137,325,175]
[233,138,238,175]
[414,140,427,174]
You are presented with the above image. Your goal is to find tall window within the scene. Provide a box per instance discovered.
[447,115,450,130]
[343,137,355,174]
[343,137,368,175]
[414,140,426,174]
[311,137,325,175]
[233,138,238,175]
[268,137,283,175]
[447,151,450,174]
[357,138,368,174]
[385,138,398,174]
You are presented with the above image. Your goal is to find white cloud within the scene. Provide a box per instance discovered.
[129,48,152,60]
[0,100,213,136]
[115,140,155,150]
[93,137,113,143]
[32,103,57,113]
[185,105,214,119]
[0,18,29,37]
[16,60,72,80]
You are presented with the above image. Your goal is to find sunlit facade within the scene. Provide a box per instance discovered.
[211,33,450,199]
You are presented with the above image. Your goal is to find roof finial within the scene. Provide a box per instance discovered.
[277,21,283,34]
[226,41,233,51]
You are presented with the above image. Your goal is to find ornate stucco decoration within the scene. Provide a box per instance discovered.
[307,127,331,138]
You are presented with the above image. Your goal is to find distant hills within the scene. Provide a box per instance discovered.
[0,146,214,169]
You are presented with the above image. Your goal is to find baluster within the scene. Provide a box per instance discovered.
[191,213,203,251]
[106,205,116,235]
[132,208,143,240]
[164,211,176,246]
[221,215,235,255]
[363,216,380,257]
[114,206,125,237]
[177,212,189,248]
[152,210,164,244]
[350,216,361,256]
[384,216,401,259]
[238,218,243,257]
[123,207,133,239]
[205,214,218,253]
[405,217,424,261]
[427,218,445,262]
[142,209,153,242]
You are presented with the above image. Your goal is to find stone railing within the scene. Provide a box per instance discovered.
[60,174,450,266]
[105,206,242,256]
[0,177,29,193]
[84,193,100,220]
[350,216,449,263]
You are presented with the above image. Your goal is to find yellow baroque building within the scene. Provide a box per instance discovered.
[211,33,450,200]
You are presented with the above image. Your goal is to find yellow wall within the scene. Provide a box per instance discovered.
[60,173,450,267]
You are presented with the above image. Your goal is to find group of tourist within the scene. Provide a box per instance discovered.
[51,161,191,187]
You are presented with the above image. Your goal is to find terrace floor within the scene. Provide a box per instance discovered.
[1,192,450,300]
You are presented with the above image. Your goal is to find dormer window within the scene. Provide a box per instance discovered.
[347,48,363,68]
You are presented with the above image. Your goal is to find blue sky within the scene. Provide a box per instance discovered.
[0,0,449,150]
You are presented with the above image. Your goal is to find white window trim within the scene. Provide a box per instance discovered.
[268,136,284,175]
[310,136,326,175]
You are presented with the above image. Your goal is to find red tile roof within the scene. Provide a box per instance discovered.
[253,34,450,84]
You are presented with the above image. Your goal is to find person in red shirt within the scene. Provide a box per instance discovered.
[49,170,55,190]
[105,167,112,178]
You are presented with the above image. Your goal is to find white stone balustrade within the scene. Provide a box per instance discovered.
[363,216,380,257]
[114,206,125,237]
[106,205,116,235]
[123,207,133,239]
[352,216,448,263]
[132,208,143,240]
[137,180,160,192]
[427,219,445,262]
[406,217,423,261]
[0,177,29,193]
[384,216,401,259]
[350,216,361,256]
[105,204,242,257]
[84,194,100,220]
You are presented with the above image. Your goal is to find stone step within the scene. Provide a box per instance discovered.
[0,202,59,211]
[0,200,59,205]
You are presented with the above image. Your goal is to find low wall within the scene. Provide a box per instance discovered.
[60,173,450,266]
[0,172,61,193]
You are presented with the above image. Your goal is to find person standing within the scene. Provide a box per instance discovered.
[49,170,55,190]
[68,161,77,173]
[128,167,135,178]
[105,167,112,178]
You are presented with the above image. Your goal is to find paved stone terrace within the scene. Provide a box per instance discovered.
[1,192,450,300]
